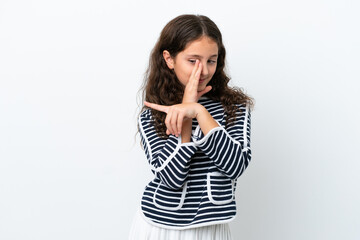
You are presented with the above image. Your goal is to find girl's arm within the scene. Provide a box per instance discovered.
[179,119,192,143]
[138,109,197,190]
[193,104,252,180]
[181,60,212,143]
[143,101,218,139]
[143,101,252,180]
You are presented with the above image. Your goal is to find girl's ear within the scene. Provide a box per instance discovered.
[163,50,174,69]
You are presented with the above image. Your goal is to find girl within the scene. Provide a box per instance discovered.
[129,14,254,240]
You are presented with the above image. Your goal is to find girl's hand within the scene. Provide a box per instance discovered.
[144,101,204,137]
[182,60,212,103]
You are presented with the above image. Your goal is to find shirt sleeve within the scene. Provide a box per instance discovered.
[138,109,198,190]
[192,104,252,180]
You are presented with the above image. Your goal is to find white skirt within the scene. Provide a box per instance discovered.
[128,209,233,240]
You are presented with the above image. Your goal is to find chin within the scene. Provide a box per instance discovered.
[197,86,206,92]
[198,83,210,92]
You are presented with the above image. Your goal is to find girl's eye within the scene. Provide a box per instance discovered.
[189,59,217,64]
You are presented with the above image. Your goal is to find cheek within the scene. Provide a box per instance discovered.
[174,65,193,85]
[210,65,217,76]
[180,65,193,79]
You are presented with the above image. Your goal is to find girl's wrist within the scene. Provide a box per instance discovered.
[182,96,197,104]
[194,103,206,118]
[194,104,218,135]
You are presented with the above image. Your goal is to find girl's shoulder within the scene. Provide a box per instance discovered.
[199,96,248,109]
[198,96,221,106]
[139,108,153,121]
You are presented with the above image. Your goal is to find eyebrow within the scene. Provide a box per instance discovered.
[186,54,218,58]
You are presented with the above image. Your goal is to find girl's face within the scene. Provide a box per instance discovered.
[164,36,218,92]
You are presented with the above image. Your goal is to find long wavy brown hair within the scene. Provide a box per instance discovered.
[139,14,254,138]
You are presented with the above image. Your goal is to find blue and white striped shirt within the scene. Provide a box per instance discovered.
[138,97,252,229]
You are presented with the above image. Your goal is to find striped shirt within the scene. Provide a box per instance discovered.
[138,97,252,229]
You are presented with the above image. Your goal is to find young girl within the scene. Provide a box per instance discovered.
[129,14,254,240]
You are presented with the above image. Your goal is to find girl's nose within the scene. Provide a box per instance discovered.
[201,62,209,76]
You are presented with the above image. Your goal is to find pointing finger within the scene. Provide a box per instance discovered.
[144,101,169,113]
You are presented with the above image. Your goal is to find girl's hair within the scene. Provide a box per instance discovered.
[139,14,254,138]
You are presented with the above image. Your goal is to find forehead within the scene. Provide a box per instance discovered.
[182,36,218,56]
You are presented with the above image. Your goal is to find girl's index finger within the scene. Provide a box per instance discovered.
[195,62,202,80]
[190,59,200,80]
[144,101,169,113]
[191,61,202,88]
[188,60,202,90]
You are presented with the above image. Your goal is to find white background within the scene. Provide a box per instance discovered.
[1,0,359,239]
